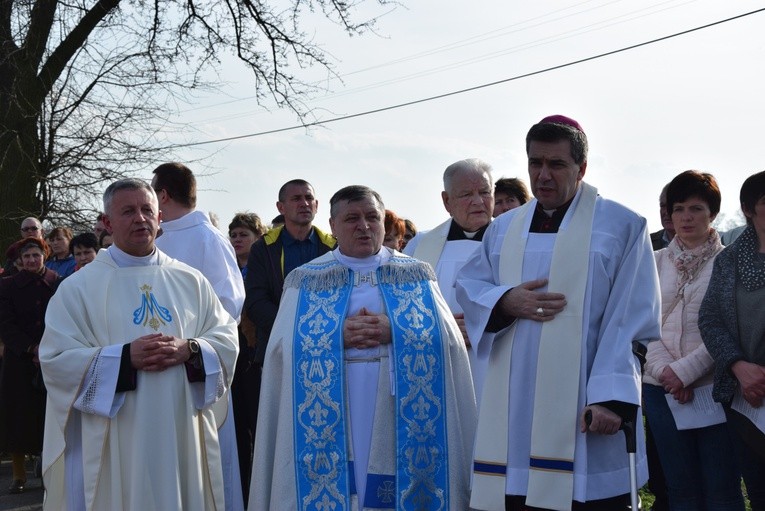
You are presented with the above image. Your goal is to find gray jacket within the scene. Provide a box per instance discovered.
[698,229,749,403]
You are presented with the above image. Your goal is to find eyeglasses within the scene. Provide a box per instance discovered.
[21,226,40,233]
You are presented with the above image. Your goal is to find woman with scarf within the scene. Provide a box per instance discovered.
[643,170,745,510]
[700,170,765,510]
[0,237,62,494]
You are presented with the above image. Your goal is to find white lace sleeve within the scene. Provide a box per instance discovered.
[73,344,125,417]
[191,339,226,409]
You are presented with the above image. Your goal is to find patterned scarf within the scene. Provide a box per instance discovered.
[669,228,722,294]
[736,225,765,291]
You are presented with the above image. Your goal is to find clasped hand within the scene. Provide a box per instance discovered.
[732,360,765,408]
[343,308,391,349]
[659,366,694,404]
[130,333,190,371]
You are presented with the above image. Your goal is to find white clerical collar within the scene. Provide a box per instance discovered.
[108,244,161,267]
[333,247,391,272]
[463,230,478,239]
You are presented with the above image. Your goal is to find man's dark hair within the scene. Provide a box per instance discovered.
[667,170,721,217]
[278,179,312,202]
[526,122,588,165]
[329,185,385,218]
[152,162,197,209]
[740,170,765,226]
[70,232,99,254]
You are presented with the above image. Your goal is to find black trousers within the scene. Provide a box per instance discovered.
[505,493,631,511]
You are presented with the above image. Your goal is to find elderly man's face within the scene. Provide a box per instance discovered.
[20,218,43,239]
[329,196,385,258]
[103,187,161,257]
[528,139,586,210]
[442,170,494,232]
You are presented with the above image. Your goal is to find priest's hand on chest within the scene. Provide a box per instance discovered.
[498,278,567,322]
[343,307,391,349]
[130,333,190,371]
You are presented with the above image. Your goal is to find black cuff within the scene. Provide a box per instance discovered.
[595,400,638,424]
[185,351,206,383]
[115,343,137,393]
[486,307,516,333]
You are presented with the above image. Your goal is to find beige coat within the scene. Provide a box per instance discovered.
[644,243,723,388]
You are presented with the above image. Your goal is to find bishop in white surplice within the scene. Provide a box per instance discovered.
[456,116,661,510]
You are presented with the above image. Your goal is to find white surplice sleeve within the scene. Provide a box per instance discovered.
[586,213,661,406]
[455,218,514,354]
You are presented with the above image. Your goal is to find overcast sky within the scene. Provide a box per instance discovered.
[165,0,764,234]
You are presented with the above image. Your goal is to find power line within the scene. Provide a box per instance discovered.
[176,0,690,115]
[162,7,765,150]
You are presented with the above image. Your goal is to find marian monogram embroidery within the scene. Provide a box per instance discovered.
[133,284,172,330]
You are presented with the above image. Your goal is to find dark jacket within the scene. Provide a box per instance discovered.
[698,229,749,403]
[244,225,335,365]
[650,229,670,251]
[0,268,61,452]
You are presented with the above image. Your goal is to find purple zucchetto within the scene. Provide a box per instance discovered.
[539,114,584,133]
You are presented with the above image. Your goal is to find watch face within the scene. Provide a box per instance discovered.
[189,340,200,353]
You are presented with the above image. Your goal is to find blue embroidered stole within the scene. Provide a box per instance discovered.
[292,266,352,511]
[291,257,449,510]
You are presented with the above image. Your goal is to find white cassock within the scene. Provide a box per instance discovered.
[40,247,238,510]
[250,249,477,511]
[456,188,661,502]
[404,219,490,399]
[155,209,245,320]
[156,209,245,511]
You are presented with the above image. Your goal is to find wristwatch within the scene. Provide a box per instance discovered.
[187,338,201,361]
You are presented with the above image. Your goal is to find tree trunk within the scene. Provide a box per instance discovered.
[0,56,45,258]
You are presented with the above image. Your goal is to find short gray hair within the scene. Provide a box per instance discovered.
[443,159,493,192]
[103,178,157,214]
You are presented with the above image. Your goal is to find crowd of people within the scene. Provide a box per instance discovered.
[0,114,763,511]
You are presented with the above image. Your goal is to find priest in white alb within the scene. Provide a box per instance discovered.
[456,116,661,511]
[39,178,238,510]
[403,158,494,399]
[152,162,246,510]
[250,185,476,510]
